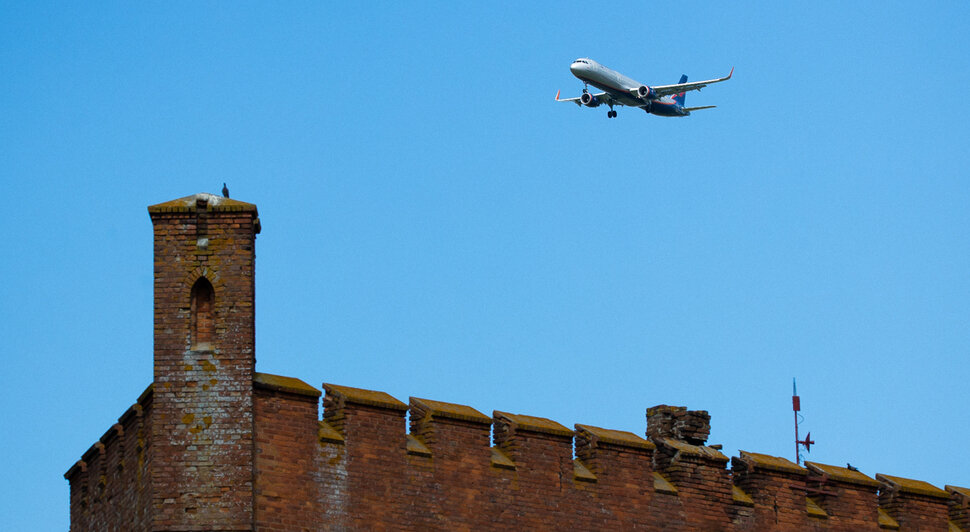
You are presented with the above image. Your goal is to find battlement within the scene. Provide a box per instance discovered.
[64,371,970,531]
[64,384,152,531]
[64,193,969,531]
[263,377,970,531]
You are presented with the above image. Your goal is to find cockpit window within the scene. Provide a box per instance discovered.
[573,59,589,64]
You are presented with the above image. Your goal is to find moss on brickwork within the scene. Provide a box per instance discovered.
[663,438,729,462]
[878,507,901,529]
[654,472,678,495]
[807,496,828,518]
[317,420,343,444]
[807,461,881,488]
[739,450,806,475]
[254,372,320,398]
[494,410,572,437]
[410,397,491,425]
[489,447,515,470]
[732,484,754,506]
[576,423,655,450]
[878,473,950,499]
[323,383,408,411]
[573,459,597,483]
[406,434,432,457]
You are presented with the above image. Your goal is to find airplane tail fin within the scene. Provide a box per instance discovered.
[673,74,688,106]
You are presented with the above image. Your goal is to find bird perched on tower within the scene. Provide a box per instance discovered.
[222,183,230,198]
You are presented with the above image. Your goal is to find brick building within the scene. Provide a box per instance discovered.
[65,192,969,531]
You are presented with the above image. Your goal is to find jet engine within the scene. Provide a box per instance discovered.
[580,93,601,107]
[636,85,655,99]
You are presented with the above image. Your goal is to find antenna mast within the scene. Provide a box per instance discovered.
[792,378,815,465]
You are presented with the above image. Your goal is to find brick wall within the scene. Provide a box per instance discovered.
[69,377,970,531]
[804,461,881,531]
[252,373,323,532]
[65,386,152,532]
[65,193,970,531]
[877,473,951,531]
[949,485,970,529]
[305,387,970,531]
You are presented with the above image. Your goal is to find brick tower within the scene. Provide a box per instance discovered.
[148,193,260,530]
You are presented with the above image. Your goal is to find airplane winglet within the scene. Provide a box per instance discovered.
[726,66,734,79]
[555,90,561,101]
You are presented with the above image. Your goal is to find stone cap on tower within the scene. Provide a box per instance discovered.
[148,193,260,232]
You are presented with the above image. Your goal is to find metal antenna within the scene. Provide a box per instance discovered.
[793,378,815,465]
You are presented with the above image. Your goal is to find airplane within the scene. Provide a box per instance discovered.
[556,58,733,118]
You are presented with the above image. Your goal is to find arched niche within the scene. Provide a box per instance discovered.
[190,277,215,349]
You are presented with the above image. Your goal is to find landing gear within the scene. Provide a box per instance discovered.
[607,109,617,118]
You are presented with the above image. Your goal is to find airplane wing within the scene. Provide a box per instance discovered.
[555,90,614,106]
[635,67,734,98]
[683,105,716,112]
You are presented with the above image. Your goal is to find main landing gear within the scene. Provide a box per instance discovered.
[607,109,617,118]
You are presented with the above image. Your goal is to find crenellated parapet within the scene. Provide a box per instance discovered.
[406,397,494,528]
[409,396,492,454]
[804,461,881,530]
[320,383,410,529]
[492,410,573,469]
[877,473,952,531]
[645,405,734,528]
[64,384,152,532]
[575,424,656,526]
[251,372,321,530]
[70,372,968,531]
[310,386,969,531]
[948,485,970,530]
[574,423,655,478]
[732,450,818,529]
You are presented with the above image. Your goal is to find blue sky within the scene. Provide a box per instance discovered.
[2,2,970,529]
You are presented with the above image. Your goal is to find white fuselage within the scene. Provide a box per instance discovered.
[569,58,677,108]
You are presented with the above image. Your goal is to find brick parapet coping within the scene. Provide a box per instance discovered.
[66,378,970,530]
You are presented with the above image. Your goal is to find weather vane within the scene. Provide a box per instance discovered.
[793,378,815,465]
